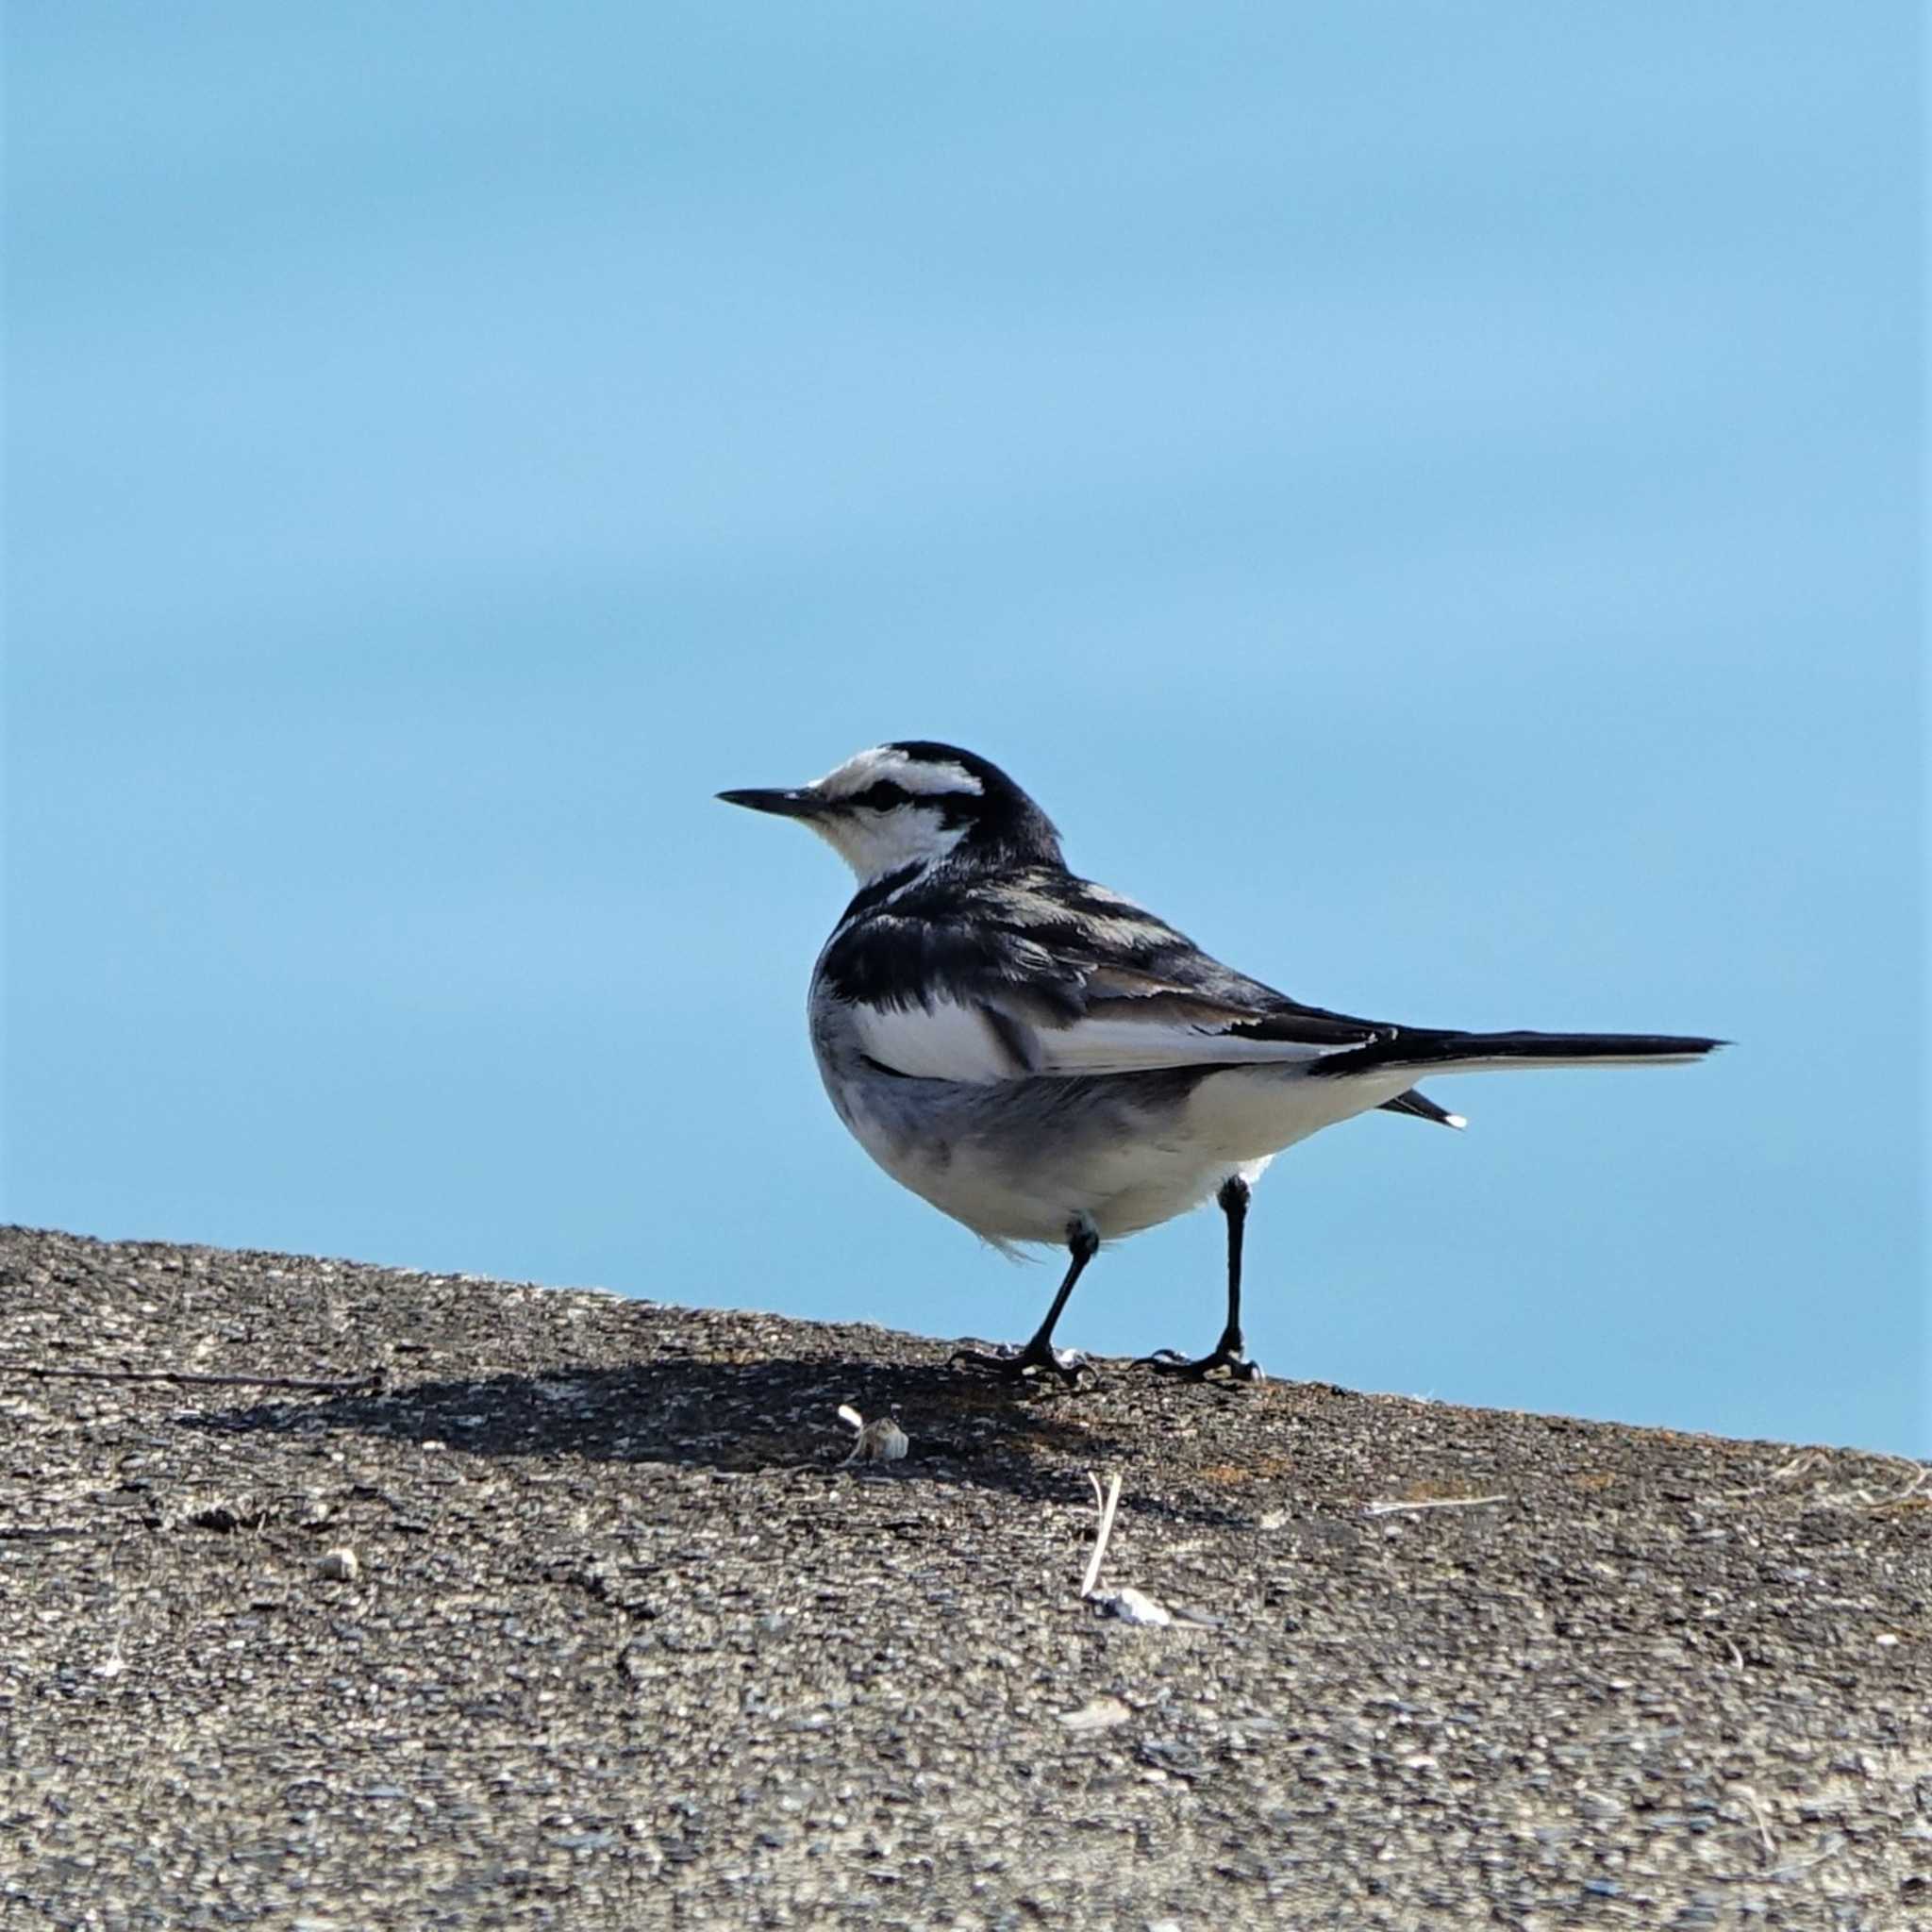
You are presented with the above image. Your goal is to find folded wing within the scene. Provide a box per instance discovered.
[824,869,1390,1085]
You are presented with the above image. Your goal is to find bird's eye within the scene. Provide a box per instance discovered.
[854,780,911,810]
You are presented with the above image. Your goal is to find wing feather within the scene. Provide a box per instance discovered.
[828,867,1391,1085]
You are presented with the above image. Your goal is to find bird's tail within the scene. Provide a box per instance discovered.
[1317,1028,1724,1080]
[1378,1087,1467,1129]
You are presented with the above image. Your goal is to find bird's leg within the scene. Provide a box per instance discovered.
[952,1220,1100,1388]
[1141,1174,1264,1383]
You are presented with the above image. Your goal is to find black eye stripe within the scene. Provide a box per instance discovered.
[854,779,912,810]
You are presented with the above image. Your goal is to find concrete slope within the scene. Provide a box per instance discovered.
[2,1225,1926,1929]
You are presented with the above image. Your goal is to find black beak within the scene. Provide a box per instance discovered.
[716,787,822,819]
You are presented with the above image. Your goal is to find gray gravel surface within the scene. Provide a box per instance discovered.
[2,1224,1927,1929]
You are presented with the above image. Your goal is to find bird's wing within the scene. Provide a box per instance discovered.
[823,871,1393,1084]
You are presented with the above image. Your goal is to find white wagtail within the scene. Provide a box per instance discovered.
[720,741,1722,1386]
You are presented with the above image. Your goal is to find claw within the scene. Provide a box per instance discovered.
[1140,1343,1264,1384]
[950,1341,1094,1389]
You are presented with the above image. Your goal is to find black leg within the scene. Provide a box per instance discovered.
[952,1220,1100,1388]
[1141,1174,1264,1383]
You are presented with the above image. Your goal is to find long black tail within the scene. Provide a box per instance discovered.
[1319,1028,1725,1080]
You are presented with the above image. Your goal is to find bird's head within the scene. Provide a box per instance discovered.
[719,741,1062,884]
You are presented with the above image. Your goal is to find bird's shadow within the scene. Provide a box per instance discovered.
[185,1350,1251,1525]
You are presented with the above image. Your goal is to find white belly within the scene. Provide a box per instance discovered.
[827,1061,1414,1247]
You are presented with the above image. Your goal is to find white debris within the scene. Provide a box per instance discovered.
[1091,1587,1173,1627]
[315,1547,360,1583]
[1057,1695,1133,1732]
[836,1404,908,1465]
[1075,1471,1187,1627]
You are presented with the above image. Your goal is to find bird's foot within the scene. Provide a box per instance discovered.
[950,1339,1095,1390]
[1140,1339,1264,1384]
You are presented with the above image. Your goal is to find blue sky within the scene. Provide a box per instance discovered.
[6,6,1923,1454]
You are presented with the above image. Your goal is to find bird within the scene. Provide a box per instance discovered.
[719,741,1722,1386]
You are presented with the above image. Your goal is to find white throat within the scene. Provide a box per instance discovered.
[811,812,966,885]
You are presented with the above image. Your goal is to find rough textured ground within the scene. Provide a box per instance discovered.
[0,1225,1926,1930]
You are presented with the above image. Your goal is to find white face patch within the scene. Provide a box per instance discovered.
[803,745,984,882]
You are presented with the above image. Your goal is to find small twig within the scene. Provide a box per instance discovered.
[1081,1470,1124,1598]
[1362,1492,1508,1519]
[0,1362,381,1394]
[1734,1786,1778,1861]
[1075,1472,1175,1625]
[1714,1449,1826,1503]
[0,1524,92,1541]
[1767,1840,1847,1883]
[1804,1457,1931,1511]
[1878,1462,1931,1506]
[1717,1450,1930,1512]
